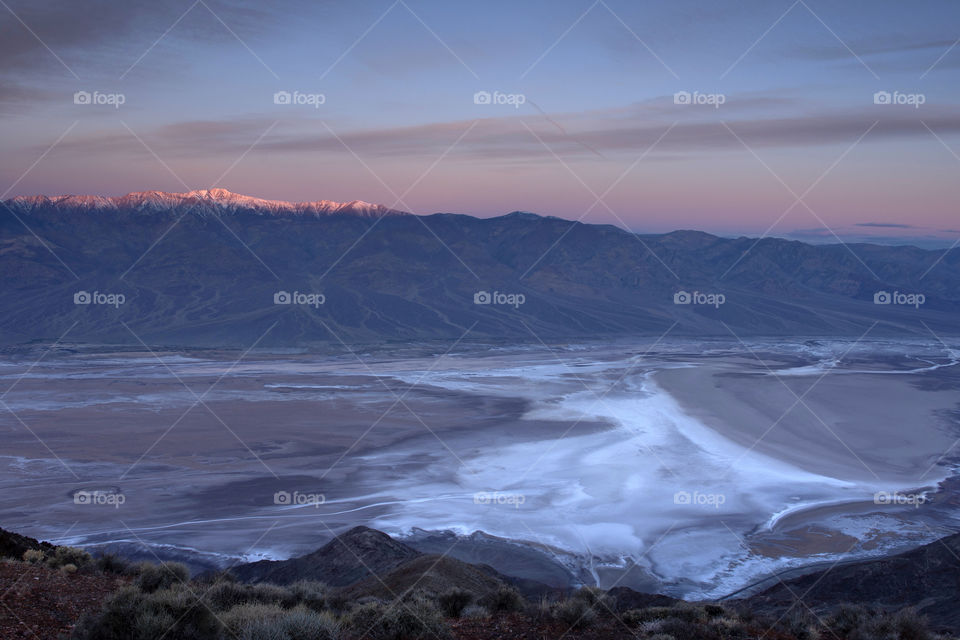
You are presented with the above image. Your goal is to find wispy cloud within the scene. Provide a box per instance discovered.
[42,98,960,163]
[855,222,918,229]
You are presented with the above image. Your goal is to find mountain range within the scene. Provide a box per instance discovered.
[2,189,958,347]
[6,522,957,631]
[171,525,960,633]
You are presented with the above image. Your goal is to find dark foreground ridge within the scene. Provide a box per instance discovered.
[2,191,959,346]
[2,524,959,639]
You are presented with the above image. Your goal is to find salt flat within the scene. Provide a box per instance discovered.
[0,339,957,597]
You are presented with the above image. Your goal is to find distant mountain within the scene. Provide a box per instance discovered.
[228,526,420,587]
[226,525,556,600]
[5,188,406,219]
[1,190,958,346]
[225,525,960,632]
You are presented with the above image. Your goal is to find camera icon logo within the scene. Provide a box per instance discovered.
[274,91,292,105]
[274,291,291,304]
[873,91,891,105]
[73,490,91,504]
[474,291,492,305]
[673,291,692,305]
[73,91,91,105]
[273,491,292,505]
[74,291,92,305]
[673,491,691,505]
[673,91,691,105]
[873,291,891,305]
[473,91,491,105]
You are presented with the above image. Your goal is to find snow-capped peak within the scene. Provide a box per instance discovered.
[4,189,407,219]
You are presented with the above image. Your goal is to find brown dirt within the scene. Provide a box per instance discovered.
[448,614,798,640]
[0,560,127,640]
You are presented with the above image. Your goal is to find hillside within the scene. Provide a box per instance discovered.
[2,190,958,346]
[3,524,959,638]
[744,531,960,633]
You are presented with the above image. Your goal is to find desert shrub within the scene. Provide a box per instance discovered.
[72,585,145,640]
[844,607,932,640]
[479,585,525,613]
[530,595,554,621]
[659,617,719,640]
[551,598,597,629]
[220,603,287,638]
[625,605,704,625]
[827,604,872,636]
[460,604,489,620]
[621,608,644,627]
[133,610,177,639]
[712,616,751,640]
[704,603,727,618]
[62,562,78,573]
[437,587,472,618]
[135,561,190,593]
[325,590,353,614]
[778,610,820,640]
[891,608,932,640]
[46,546,92,569]
[570,586,615,616]
[247,583,298,608]
[147,584,222,640]
[280,606,339,640]
[571,586,603,604]
[221,602,337,639]
[23,548,46,565]
[95,552,130,575]
[288,580,328,611]
[669,604,708,623]
[344,600,383,632]
[204,580,312,612]
[637,606,677,622]
[736,606,757,623]
[848,617,898,640]
[73,585,217,640]
[194,570,236,586]
[344,597,451,640]
[205,580,252,610]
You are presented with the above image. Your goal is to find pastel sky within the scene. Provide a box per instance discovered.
[2,0,959,246]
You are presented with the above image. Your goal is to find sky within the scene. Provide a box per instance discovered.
[1,0,959,246]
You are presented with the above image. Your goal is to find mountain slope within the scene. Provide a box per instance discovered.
[743,532,960,632]
[228,526,420,586]
[1,190,958,346]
